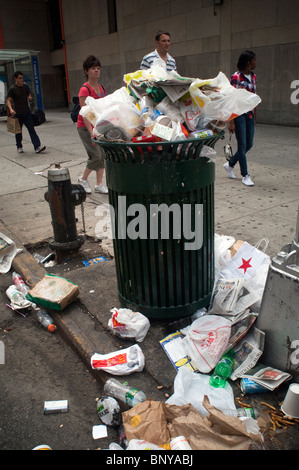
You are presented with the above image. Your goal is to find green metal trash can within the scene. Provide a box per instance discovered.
[98,133,223,319]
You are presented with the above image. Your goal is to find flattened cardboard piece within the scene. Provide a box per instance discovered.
[27,273,79,311]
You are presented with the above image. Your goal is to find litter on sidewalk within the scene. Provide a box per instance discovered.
[0,232,22,274]
[43,400,68,414]
[107,308,150,342]
[1,194,298,449]
[91,344,145,375]
[82,256,108,266]
[96,231,297,450]
[25,273,79,311]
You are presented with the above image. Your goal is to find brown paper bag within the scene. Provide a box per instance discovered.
[163,397,265,450]
[230,240,244,258]
[7,116,21,134]
[122,397,266,451]
[122,400,170,449]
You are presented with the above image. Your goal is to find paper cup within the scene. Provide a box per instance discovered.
[281,383,299,418]
[156,115,172,127]
[170,436,192,450]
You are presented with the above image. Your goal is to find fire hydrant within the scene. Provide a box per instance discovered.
[45,164,86,253]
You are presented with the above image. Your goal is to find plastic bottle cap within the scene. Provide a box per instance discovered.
[48,324,56,332]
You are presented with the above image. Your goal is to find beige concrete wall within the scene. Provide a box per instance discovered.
[0,0,66,108]
[61,0,299,126]
[1,0,298,124]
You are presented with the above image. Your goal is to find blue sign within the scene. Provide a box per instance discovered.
[31,55,43,111]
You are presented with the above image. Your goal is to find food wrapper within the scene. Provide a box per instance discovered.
[108,308,150,342]
[26,274,79,311]
[91,344,145,375]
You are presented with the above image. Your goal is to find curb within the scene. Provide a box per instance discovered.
[2,224,108,386]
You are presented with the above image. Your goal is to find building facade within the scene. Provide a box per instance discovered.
[1,0,299,126]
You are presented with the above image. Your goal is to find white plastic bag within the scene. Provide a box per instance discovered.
[166,367,236,417]
[91,344,145,375]
[189,72,261,122]
[182,315,231,373]
[108,308,150,342]
[95,103,140,140]
[179,92,206,131]
[219,241,270,310]
[84,86,135,116]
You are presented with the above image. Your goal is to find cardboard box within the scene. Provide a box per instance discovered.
[26,274,79,311]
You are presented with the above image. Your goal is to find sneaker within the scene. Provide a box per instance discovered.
[17,148,23,153]
[35,145,46,154]
[94,183,108,194]
[242,175,255,186]
[223,162,236,179]
[78,177,92,194]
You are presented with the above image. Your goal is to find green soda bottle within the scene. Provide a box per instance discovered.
[209,350,235,388]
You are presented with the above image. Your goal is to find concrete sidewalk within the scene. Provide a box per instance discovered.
[0,110,298,257]
[0,110,299,449]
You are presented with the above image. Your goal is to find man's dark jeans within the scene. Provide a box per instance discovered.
[15,111,41,150]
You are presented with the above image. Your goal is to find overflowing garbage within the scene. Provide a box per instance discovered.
[80,67,261,144]
[90,233,298,451]
[2,226,298,450]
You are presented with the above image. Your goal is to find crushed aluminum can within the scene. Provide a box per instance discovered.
[240,378,268,394]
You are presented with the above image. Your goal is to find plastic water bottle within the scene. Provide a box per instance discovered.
[37,309,56,333]
[209,350,235,388]
[222,407,258,419]
[6,285,27,305]
[103,378,147,407]
[12,272,30,294]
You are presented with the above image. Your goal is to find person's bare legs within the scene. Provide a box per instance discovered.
[95,168,104,186]
[82,168,93,181]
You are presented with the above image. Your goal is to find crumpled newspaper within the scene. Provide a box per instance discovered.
[0,232,22,274]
